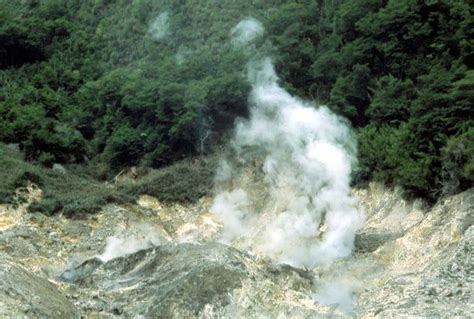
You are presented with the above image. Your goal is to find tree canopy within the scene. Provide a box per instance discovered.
[0,0,472,200]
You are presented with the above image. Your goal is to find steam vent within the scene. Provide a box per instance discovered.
[1,1,472,318]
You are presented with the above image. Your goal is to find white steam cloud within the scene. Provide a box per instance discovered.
[313,281,356,313]
[97,236,157,262]
[148,11,170,41]
[211,19,364,268]
[97,224,166,262]
[175,46,192,65]
[230,18,264,47]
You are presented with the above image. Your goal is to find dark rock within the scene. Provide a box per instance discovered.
[354,229,401,253]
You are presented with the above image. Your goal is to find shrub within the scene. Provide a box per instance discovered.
[123,157,216,203]
[0,143,132,216]
[27,175,132,217]
[0,143,43,204]
[440,128,474,195]
[103,125,145,169]
[354,125,400,183]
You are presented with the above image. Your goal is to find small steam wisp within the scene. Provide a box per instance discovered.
[211,18,364,269]
[230,18,264,47]
[148,11,170,41]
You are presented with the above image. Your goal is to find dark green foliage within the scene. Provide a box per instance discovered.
[0,0,255,168]
[0,0,472,202]
[0,143,132,216]
[365,75,415,127]
[267,0,473,199]
[329,64,371,125]
[356,125,398,183]
[123,157,216,203]
[28,178,131,217]
[0,27,46,69]
[440,128,474,195]
[103,126,146,169]
[0,144,43,203]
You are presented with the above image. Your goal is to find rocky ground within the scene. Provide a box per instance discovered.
[0,182,472,318]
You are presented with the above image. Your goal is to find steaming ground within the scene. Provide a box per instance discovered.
[5,181,470,317]
[211,18,364,269]
[98,16,365,313]
[1,8,470,319]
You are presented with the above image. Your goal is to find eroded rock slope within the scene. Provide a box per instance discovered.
[0,183,472,318]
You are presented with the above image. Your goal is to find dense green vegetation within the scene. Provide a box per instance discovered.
[266,0,473,199]
[1,0,472,207]
[0,143,132,216]
[123,157,216,203]
[0,143,216,215]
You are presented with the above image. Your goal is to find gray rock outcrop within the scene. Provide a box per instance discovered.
[354,185,474,318]
[0,183,472,318]
[0,253,79,318]
[61,243,250,317]
[60,242,322,318]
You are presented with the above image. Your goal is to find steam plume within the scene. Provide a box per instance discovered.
[149,12,170,41]
[230,18,264,47]
[97,224,166,262]
[211,19,364,268]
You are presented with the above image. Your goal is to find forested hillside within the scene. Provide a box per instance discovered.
[1,0,472,201]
